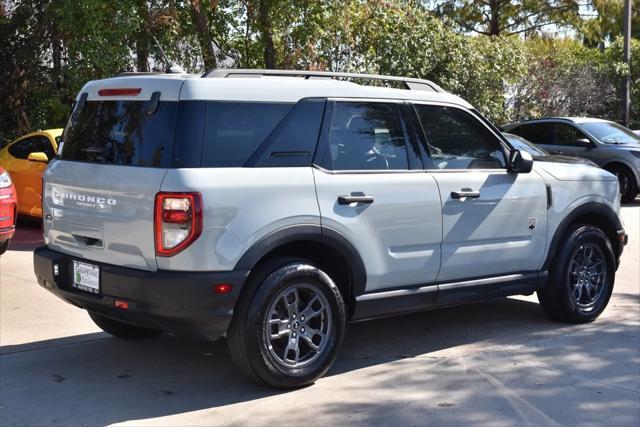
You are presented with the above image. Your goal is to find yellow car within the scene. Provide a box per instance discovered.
[0,129,62,218]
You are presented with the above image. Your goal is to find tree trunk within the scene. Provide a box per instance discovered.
[51,26,62,88]
[189,0,217,70]
[489,0,500,36]
[258,0,276,69]
[135,0,150,72]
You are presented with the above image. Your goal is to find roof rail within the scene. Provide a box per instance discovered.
[202,69,445,93]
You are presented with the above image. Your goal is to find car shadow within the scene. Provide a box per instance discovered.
[6,217,43,251]
[622,197,640,207]
[3,294,637,426]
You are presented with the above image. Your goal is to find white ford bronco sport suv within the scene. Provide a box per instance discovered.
[34,69,627,388]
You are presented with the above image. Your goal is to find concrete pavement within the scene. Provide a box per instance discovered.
[1,204,638,427]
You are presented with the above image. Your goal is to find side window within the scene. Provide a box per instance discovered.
[33,136,56,159]
[318,101,409,171]
[9,136,53,160]
[414,104,506,170]
[201,102,293,167]
[554,124,587,146]
[248,98,325,167]
[511,123,553,145]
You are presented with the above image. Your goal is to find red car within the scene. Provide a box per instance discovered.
[0,167,17,254]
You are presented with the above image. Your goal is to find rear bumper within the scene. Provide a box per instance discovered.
[33,247,249,340]
[0,226,15,241]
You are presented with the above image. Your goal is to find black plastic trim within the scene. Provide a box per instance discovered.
[34,247,248,340]
[352,271,547,321]
[234,224,367,297]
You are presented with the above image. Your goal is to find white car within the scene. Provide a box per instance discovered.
[34,69,627,388]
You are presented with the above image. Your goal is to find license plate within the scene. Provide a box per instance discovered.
[72,261,100,294]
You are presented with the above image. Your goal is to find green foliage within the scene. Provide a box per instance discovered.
[430,0,581,36]
[0,0,636,143]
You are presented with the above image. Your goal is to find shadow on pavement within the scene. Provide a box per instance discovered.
[2,293,638,426]
[7,217,43,252]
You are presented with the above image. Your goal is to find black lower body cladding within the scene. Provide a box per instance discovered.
[33,247,249,340]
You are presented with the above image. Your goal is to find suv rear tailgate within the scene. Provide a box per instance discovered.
[44,161,166,271]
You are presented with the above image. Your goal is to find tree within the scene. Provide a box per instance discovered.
[429,0,581,36]
[578,0,640,47]
[189,0,217,69]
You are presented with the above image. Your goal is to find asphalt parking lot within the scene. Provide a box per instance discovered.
[1,202,638,427]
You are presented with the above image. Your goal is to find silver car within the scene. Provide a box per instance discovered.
[504,118,640,202]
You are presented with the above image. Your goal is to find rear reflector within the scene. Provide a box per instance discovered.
[213,284,233,294]
[155,192,203,257]
[98,88,142,97]
[114,300,129,310]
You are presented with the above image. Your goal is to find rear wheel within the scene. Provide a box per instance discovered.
[607,164,638,203]
[89,312,162,340]
[227,258,346,388]
[0,240,9,255]
[538,224,615,323]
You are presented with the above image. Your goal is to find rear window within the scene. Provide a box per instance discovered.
[60,100,178,167]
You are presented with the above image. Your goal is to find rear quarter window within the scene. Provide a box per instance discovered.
[201,102,293,167]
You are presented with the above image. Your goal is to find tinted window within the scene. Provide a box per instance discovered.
[554,124,588,146]
[60,100,178,167]
[201,102,292,167]
[510,123,553,145]
[318,101,409,171]
[580,121,640,144]
[173,101,207,168]
[414,105,506,169]
[249,98,325,167]
[9,136,54,160]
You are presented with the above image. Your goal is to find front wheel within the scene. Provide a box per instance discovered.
[0,239,9,255]
[89,312,163,340]
[608,165,638,203]
[227,259,346,388]
[538,224,615,323]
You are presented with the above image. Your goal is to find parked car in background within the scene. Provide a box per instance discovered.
[504,118,640,202]
[0,167,17,255]
[503,133,599,167]
[0,129,62,217]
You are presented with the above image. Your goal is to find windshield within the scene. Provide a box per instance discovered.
[580,121,640,144]
[503,133,548,156]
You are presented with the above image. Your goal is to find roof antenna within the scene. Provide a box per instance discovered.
[150,33,185,74]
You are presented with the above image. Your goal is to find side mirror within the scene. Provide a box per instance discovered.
[27,152,49,163]
[575,138,593,148]
[509,149,533,174]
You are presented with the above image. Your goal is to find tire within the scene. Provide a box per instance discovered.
[0,240,9,255]
[227,258,347,388]
[538,224,615,323]
[607,164,638,203]
[88,312,163,340]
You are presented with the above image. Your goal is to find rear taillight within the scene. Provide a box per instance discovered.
[154,192,203,257]
[0,170,12,188]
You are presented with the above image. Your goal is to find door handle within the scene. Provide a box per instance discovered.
[451,189,480,199]
[338,193,374,205]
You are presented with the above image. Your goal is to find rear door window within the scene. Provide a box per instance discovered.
[316,101,410,171]
[201,102,293,167]
[510,123,553,145]
[60,100,178,167]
